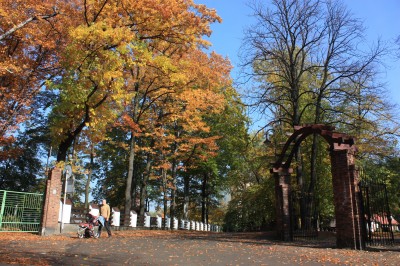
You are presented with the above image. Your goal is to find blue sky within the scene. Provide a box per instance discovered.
[197,0,400,105]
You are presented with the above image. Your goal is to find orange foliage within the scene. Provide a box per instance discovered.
[0,0,79,159]
[0,0,228,164]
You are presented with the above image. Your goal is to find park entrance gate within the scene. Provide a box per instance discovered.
[0,190,43,232]
[272,124,364,249]
[359,178,394,246]
[289,191,318,240]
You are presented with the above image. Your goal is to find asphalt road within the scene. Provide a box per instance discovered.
[0,230,399,265]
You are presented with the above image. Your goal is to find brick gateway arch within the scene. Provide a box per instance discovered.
[271,124,365,250]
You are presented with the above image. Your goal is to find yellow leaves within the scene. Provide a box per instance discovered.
[170,72,189,85]
[55,161,66,170]
[0,7,7,17]
[67,19,134,68]
[41,0,232,165]
[152,55,177,73]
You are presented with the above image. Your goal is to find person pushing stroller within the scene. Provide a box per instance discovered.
[77,211,99,238]
[97,199,112,238]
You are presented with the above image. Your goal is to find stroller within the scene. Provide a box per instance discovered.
[77,213,99,238]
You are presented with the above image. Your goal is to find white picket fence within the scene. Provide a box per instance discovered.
[60,201,221,232]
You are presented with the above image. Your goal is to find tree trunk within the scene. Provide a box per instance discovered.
[183,174,189,220]
[125,77,141,222]
[306,87,324,230]
[206,194,209,225]
[169,127,180,228]
[201,172,208,223]
[162,168,168,228]
[131,161,138,210]
[84,146,94,209]
[56,100,95,162]
[124,132,136,225]
[139,153,152,215]
[169,158,177,228]
[57,134,74,162]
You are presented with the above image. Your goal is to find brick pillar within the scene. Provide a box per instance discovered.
[40,168,62,236]
[330,145,364,249]
[273,167,293,241]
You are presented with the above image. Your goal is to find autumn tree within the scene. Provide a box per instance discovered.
[192,86,249,224]
[223,132,275,231]
[112,2,224,222]
[43,0,233,222]
[0,128,43,191]
[49,3,133,162]
[240,0,396,231]
[91,49,237,224]
[0,0,75,160]
[91,127,136,209]
[141,50,231,224]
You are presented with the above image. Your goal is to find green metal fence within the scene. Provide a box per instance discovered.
[0,190,43,232]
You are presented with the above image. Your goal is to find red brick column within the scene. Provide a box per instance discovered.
[273,167,293,241]
[330,145,364,249]
[40,168,62,236]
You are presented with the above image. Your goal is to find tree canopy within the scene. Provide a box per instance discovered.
[1,0,399,232]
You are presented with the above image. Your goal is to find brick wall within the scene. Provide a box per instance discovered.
[274,168,292,241]
[40,168,62,236]
[330,147,364,249]
[274,145,365,249]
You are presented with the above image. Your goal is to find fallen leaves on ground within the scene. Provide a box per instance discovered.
[0,231,399,265]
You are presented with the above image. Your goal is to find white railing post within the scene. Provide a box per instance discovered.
[111,207,120,226]
[130,210,137,227]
